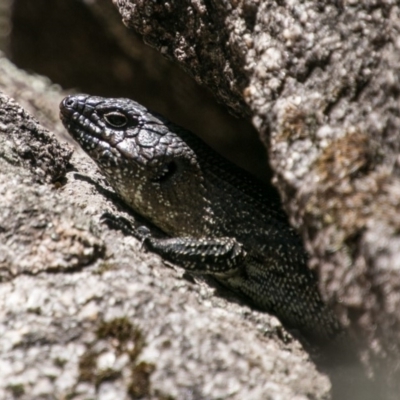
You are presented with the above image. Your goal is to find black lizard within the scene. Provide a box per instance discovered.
[60,94,342,343]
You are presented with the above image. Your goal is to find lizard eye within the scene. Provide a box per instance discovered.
[104,112,128,128]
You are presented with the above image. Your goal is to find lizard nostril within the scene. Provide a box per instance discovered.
[63,97,75,108]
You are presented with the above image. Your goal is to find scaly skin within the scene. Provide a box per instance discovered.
[60,94,342,343]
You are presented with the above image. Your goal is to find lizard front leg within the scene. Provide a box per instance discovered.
[101,212,247,276]
[143,235,247,277]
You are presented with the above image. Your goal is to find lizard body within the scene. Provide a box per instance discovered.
[60,94,342,343]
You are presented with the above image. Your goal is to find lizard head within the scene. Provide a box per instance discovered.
[60,94,210,234]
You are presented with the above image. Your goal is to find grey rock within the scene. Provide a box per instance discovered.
[0,57,330,400]
[114,1,400,394]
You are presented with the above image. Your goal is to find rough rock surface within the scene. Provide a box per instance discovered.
[114,0,400,393]
[0,60,332,399]
[8,0,269,182]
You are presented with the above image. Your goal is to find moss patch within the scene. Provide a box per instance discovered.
[78,317,161,398]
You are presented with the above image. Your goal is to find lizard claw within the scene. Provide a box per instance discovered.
[136,225,151,249]
[100,212,135,236]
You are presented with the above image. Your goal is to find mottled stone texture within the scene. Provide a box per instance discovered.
[114,0,400,393]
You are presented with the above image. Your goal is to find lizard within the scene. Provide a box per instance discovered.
[60,94,342,344]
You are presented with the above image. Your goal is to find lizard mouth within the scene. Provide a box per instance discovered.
[60,95,126,145]
[60,95,92,140]
[59,94,89,123]
[60,96,120,164]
